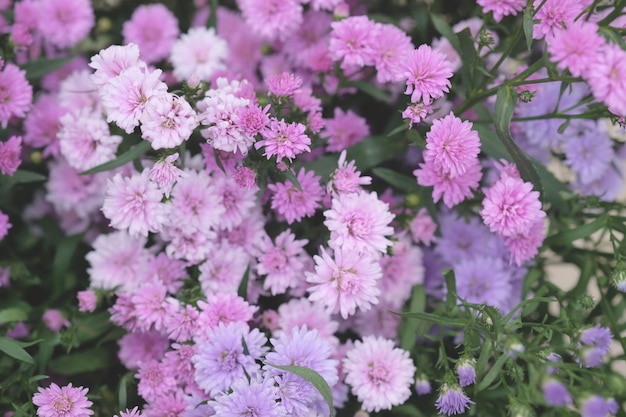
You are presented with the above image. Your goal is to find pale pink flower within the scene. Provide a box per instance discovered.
[327,150,372,196]
[257,230,310,295]
[343,336,416,412]
[256,119,311,163]
[324,191,395,255]
[33,383,93,417]
[401,44,453,104]
[37,0,94,48]
[371,23,414,83]
[58,70,100,112]
[586,44,626,117]
[58,108,122,171]
[77,290,97,312]
[238,0,303,42]
[0,63,32,128]
[170,27,228,82]
[533,0,587,39]
[123,4,179,64]
[0,210,11,241]
[410,208,437,246]
[276,298,339,346]
[140,93,198,150]
[42,309,70,332]
[423,113,481,178]
[89,43,143,88]
[131,281,171,332]
[149,153,185,197]
[136,359,177,402]
[199,241,250,296]
[102,171,168,237]
[0,136,22,176]
[505,219,546,266]
[86,231,152,292]
[233,166,258,190]
[269,168,324,224]
[379,237,424,309]
[195,293,258,336]
[547,21,604,77]
[100,66,167,134]
[212,174,257,231]
[329,15,378,71]
[23,94,66,157]
[117,331,168,370]
[306,246,382,319]
[402,102,434,127]
[266,72,303,97]
[477,0,526,22]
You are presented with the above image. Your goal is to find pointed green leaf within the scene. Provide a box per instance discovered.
[345,135,406,172]
[207,0,218,28]
[48,347,111,375]
[0,308,28,324]
[373,168,421,194]
[523,7,535,50]
[394,310,466,328]
[400,285,426,351]
[237,264,251,300]
[4,170,47,184]
[118,373,129,411]
[456,28,482,90]
[0,337,34,364]
[264,363,335,417]
[21,56,74,81]
[494,86,542,193]
[444,269,458,311]
[344,80,391,103]
[431,14,460,52]
[476,353,510,392]
[282,169,303,192]
[544,215,608,247]
[80,141,151,175]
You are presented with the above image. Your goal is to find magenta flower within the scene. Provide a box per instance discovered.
[343,336,416,412]
[0,63,32,128]
[410,208,437,246]
[327,150,372,196]
[477,0,525,22]
[77,290,97,313]
[238,0,303,42]
[586,44,626,117]
[42,309,70,332]
[266,72,303,97]
[256,119,311,163]
[37,0,94,48]
[371,23,414,83]
[323,108,370,153]
[401,44,453,104]
[269,168,324,224]
[306,246,382,319]
[32,383,93,417]
[122,4,179,64]
[136,359,177,402]
[324,191,395,255]
[0,135,22,176]
[547,21,604,77]
[329,16,378,70]
[24,94,66,158]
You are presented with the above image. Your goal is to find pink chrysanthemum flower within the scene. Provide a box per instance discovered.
[414,159,482,208]
[102,171,168,237]
[117,330,169,370]
[42,309,70,332]
[237,104,270,137]
[131,281,171,332]
[410,208,437,246]
[77,290,97,312]
[33,383,93,417]
[199,241,250,296]
[100,66,168,134]
[256,119,311,163]
[423,113,481,178]
[276,298,339,346]
[0,210,12,241]
[586,44,626,117]
[233,166,258,190]
[371,23,414,83]
[343,336,416,412]
[136,359,177,403]
[306,246,382,319]
[58,70,100,112]
[170,27,228,82]
[238,0,303,42]
[58,108,122,171]
[477,0,526,22]
[123,4,179,64]
[37,0,94,48]
[266,72,303,97]
[547,21,604,77]
[504,219,546,266]
[195,293,258,337]
[149,153,185,197]
[323,108,370,153]
[401,44,453,104]
[533,0,586,39]
[0,63,33,128]
[324,191,395,255]
[23,94,66,157]
[141,93,198,150]
[379,237,424,309]
[163,303,200,342]
[212,173,257,231]
[269,168,324,224]
[0,135,22,176]
[89,44,143,88]
[114,407,142,417]
[480,164,546,238]
[257,230,310,295]
[402,102,434,127]
[329,16,378,70]
[327,150,372,196]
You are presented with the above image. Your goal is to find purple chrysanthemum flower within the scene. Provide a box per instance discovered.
[581,395,618,417]
[542,378,572,407]
[454,256,514,311]
[33,383,94,417]
[456,358,476,387]
[578,325,613,368]
[435,383,474,416]
[211,378,286,417]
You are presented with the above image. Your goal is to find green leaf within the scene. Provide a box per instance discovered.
[444,269,458,311]
[431,14,460,52]
[545,215,608,247]
[345,135,406,172]
[264,363,335,417]
[118,373,129,411]
[344,80,391,103]
[0,307,28,324]
[21,56,74,81]
[373,168,421,194]
[4,170,47,184]
[456,28,482,91]
[476,353,509,392]
[395,310,467,328]
[80,141,151,175]
[523,7,535,50]
[493,86,542,193]
[73,311,113,344]
[237,264,251,300]
[400,285,426,352]
[282,169,303,192]
[207,0,218,28]
[48,347,112,375]
[393,404,427,417]
[0,337,34,364]
[51,233,83,297]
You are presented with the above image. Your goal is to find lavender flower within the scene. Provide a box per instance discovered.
[435,383,474,416]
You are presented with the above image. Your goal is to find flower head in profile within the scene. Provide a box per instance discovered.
[0,135,22,176]
[435,383,474,416]
[542,378,572,407]
[343,336,416,412]
[33,383,94,417]
[476,0,525,22]
[0,63,33,128]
